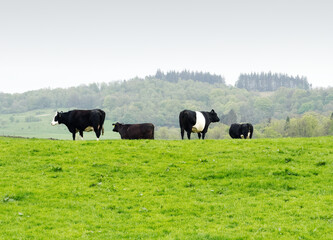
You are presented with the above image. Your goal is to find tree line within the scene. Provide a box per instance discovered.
[235,72,310,91]
[152,70,225,84]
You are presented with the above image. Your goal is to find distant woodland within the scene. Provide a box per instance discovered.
[1,70,332,138]
[153,69,225,84]
[236,72,310,91]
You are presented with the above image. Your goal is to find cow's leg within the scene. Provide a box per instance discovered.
[202,132,206,140]
[197,133,201,139]
[180,128,185,140]
[93,125,101,141]
[187,131,191,140]
[79,130,84,140]
[72,132,76,141]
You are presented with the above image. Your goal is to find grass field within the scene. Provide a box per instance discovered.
[0,109,183,140]
[0,136,332,239]
[0,109,120,140]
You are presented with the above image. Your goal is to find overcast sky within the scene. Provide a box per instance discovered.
[0,0,332,93]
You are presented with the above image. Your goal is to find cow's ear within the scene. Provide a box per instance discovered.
[211,109,215,113]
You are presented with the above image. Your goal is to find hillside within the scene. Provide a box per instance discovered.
[1,78,332,123]
[0,137,332,239]
[0,71,332,139]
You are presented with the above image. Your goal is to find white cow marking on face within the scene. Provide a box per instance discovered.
[192,111,206,133]
[51,112,59,126]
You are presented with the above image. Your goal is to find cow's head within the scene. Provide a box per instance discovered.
[112,122,122,132]
[51,111,62,126]
[209,109,220,123]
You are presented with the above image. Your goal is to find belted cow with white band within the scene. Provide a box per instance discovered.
[179,109,220,140]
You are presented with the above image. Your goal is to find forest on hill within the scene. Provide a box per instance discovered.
[236,72,311,91]
[152,69,225,84]
[0,70,332,138]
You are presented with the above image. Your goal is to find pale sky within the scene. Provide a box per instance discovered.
[0,0,332,93]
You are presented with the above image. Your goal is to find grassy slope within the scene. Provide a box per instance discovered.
[0,137,332,239]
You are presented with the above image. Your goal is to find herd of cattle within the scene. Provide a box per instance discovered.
[51,109,254,141]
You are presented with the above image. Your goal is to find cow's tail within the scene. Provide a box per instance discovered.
[100,110,106,135]
[179,110,186,127]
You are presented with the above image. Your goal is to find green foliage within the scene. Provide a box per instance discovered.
[0,74,332,129]
[256,113,333,138]
[0,137,332,239]
[220,109,237,125]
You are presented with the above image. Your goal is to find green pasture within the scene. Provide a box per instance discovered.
[0,109,215,140]
[0,137,332,239]
[0,109,120,140]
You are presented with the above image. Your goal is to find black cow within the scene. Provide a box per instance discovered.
[112,122,154,139]
[179,109,220,139]
[51,109,105,140]
[229,123,253,139]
